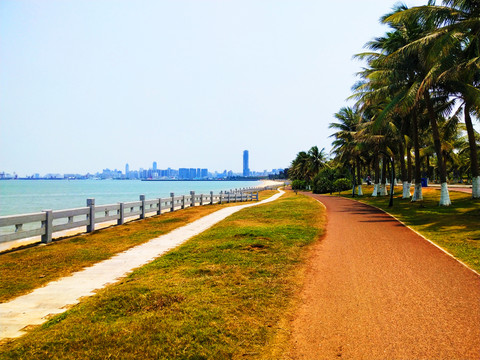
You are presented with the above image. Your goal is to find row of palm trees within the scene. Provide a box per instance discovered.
[289,146,328,184]
[329,0,480,205]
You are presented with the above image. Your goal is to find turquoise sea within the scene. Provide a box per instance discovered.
[0,180,263,216]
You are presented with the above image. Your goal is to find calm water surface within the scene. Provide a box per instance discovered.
[0,180,262,216]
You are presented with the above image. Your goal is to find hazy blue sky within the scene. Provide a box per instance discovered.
[1,0,427,176]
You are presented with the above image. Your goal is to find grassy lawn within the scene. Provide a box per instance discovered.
[0,192,325,359]
[337,185,480,273]
[0,191,277,303]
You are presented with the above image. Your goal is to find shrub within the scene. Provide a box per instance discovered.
[291,180,307,190]
[333,178,351,194]
[312,168,336,194]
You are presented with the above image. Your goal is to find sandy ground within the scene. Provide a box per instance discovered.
[289,193,480,360]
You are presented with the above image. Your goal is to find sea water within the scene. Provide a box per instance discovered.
[0,180,263,216]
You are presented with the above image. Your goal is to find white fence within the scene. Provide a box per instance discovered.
[0,186,280,246]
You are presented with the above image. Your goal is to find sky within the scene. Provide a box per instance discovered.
[1,0,428,176]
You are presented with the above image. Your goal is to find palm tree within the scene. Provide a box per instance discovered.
[330,107,363,196]
[308,146,327,176]
[385,0,480,200]
[290,147,328,185]
[352,9,427,201]
[290,151,310,182]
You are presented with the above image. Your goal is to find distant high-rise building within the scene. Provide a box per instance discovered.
[153,161,157,171]
[179,168,189,179]
[125,163,130,178]
[243,150,250,177]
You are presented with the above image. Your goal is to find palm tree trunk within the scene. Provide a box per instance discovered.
[407,145,413,198]
[380,156,388,196]
[372,154,380,197]
[411,110,423,201]
[425,92,450,205]
[351,162,356,197]
[464,102,480,198]
[356,156,363,196]
[398,139,410,199]
[426,155,430,181]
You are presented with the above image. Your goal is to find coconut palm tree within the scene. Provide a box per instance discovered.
[290,151,310,182]
[290,147,328,185]
[385,0,480,199]
[330,107,363,196]
[353,8,428,201]
[308,146,327,176]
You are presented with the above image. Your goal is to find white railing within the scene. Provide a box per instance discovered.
[0,185,281,246]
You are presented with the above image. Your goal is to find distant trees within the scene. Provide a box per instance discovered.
[289,146,328,185]
[289,146,352,194]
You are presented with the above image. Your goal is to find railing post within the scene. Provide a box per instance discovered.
[41,209,53,244]
[210,191,214,205]
[140,195,146,219]
[256,191,259,201]
[118,203,125,225]
[190,191,195,207]
[220,191,223,204]
[170,193,175,212]
[200,194,204,206]
[227,192,230,203]
[157,198,162,215]
[182,195,185,209]
[87,198,95,232]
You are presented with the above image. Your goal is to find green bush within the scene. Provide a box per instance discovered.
[291,179,307,190]
[333,178,351,193]
[312,168,336,194]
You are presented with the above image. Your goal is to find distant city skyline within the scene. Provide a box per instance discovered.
[1,151,285,179]
[0,162,284,180]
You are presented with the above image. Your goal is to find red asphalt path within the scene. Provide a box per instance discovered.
[290,194,480,360]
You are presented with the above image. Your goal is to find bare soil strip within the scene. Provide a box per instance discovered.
[290,194,480,360]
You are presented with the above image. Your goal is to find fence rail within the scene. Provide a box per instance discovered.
[0,185,281,246]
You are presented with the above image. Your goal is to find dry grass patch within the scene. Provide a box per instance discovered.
[0,192,325,359]
[0,192,274,303]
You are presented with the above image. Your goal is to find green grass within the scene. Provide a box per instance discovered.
[0,191,277,303]
[0,192,325,359]
[337,186,480,273]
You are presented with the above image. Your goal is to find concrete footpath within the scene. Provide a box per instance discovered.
[0,190,284,340]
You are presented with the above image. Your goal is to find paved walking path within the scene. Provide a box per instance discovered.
[0,190,284,340]
[290,194,480,360]
[428,184,473,194]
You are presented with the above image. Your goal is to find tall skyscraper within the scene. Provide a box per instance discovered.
[153,161,157,171]
[243,150,250,177]
[125,163,130,178]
